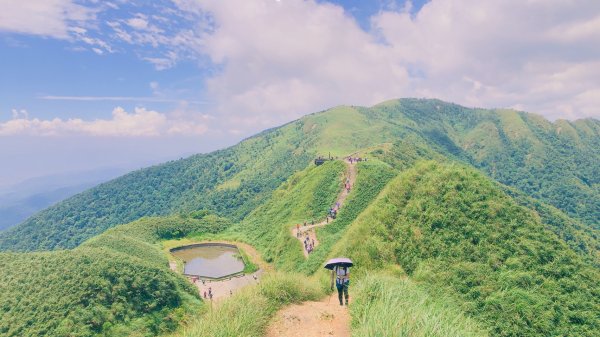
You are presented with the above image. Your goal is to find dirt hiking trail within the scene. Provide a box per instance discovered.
[292,160,357,257]
[265,294,351,337]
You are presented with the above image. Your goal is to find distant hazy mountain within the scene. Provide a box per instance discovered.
[0,168,127,231]
[0,98,597,251]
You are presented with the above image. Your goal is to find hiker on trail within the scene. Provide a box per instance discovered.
[312,239,315,247]
[331,265,350,306]
[326,216,329,224]
[204,291,207,299]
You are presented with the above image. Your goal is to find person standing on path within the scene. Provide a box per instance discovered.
[331,265,350,306]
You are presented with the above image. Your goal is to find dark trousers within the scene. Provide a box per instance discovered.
[336,279,349,304]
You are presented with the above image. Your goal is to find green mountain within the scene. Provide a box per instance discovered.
[331,161,599,336]
[1,99,597,252]
[0,98,598,337]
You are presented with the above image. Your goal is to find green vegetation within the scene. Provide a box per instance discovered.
[0,215,231,337]
[1,99,597,252]
[351,274,488,337]
[370,99,600,228]
[232,160,345,268]
[0,98,598,337]
[0,125,314,251]
[332,161,600,336]
[168,272,323,337]
[232,248,259,274]
[297,160,396,274]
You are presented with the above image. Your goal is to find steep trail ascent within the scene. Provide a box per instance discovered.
[265,295,351,337]
[291,160,357,257]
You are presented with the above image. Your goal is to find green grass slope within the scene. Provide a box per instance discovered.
[1,98,598,252]
[351,274,489,337]
[332,161,599,336]
[297,160,397,274]
[168,273,324,337]
[229,160,346,269]
[370,99,600,228]
[0,215,228,337]
[0,123,313,251]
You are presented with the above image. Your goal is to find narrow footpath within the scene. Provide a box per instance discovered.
[292,160,357,257]
[265,294,351,337]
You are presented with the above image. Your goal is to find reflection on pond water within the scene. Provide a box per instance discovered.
[171,244,244,278]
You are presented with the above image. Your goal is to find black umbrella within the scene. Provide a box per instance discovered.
[324,257,353,270]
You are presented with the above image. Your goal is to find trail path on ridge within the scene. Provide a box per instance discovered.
[292,160,357,257]
[265,294,351,337]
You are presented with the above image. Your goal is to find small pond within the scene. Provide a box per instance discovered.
[170,243,245,279]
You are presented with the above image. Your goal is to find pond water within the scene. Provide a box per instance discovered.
[171,244,245,278]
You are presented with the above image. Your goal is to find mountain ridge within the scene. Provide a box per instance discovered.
[0,98,598,252]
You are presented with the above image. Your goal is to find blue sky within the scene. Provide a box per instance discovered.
[0,0,599,186]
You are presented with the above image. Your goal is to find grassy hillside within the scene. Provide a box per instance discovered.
[1,98,597,253]
[167,273,324,337]
[351,274,488,337]
[297,160,397,274]
[332,161,599,336]
[229,160,346,268]
[370,99,600,228]
[0,124,313,251]
[0,215,229,337]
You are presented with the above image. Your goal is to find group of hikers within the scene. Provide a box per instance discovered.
[347,156,366,164]
[203,287,213,300]
[303,233,315,254]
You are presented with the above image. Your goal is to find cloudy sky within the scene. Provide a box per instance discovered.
[1,0,599,186]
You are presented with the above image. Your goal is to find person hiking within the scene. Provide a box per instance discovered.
[331,265,350,306]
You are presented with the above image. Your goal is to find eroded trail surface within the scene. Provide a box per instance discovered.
[292,160,357,257]
[265,295,351,337]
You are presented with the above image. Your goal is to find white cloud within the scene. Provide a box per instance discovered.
[168,0,600,124]
[0,0,94,38]
[127,15,149,30]
[0,107,208,137]
[173,0,411,129]
[2,0,599,133]
[11,109,29,120]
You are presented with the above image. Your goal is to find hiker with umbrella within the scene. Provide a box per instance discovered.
[325,257,352,306]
